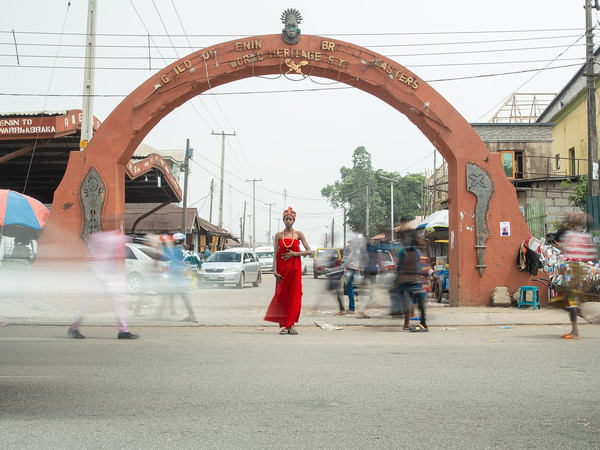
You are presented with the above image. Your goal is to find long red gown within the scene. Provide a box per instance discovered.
[264,238,303,328]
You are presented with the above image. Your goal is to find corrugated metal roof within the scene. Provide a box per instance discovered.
[0,110,68,117]
[133,142,184,163]
[125,203,229,236]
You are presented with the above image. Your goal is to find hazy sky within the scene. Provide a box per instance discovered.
[0,0,588,246]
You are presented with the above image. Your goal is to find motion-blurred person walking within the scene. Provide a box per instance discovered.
[164,233,198,323]
[201,243,213,261]
[391,229,428,332]
[343,236,367,314]
[356,238,379,318]
[320,254,346,315]
[554,226,597,339]
[184,243,201,287]
[67,227,139,340]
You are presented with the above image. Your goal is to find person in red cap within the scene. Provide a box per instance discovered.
[264,207,312,335]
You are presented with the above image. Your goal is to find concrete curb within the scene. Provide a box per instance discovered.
[1,306,577,329]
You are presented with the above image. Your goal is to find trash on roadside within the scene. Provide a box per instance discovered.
[256,328,264,331]
[490,339,504,343]
[442,327,457,330]
[315,321,343,331]
[498,326,512,329]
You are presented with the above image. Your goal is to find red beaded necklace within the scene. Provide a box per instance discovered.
[282,228,295,248]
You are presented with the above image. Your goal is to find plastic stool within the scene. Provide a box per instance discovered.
[518,286,540,310]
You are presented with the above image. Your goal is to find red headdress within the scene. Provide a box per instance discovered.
[283,206,296,220]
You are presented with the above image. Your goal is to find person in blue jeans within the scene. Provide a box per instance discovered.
[346,268,357,313]
[392,229,428,332]
[356,238,380,318]
[343,237,367,313]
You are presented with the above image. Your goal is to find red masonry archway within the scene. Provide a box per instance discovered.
[38,34,536,306]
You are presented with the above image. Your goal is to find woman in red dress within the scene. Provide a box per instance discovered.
[264,207,312,335]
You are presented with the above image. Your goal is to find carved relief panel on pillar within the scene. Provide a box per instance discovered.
[466,162,495,277]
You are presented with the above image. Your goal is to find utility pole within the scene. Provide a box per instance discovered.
[211,130,236,227]
[331,217,335,247]
[433,150,437,212]
[247,178,262,248]
[266,202,275,246]
[80,0,97,150]
[209,179,214,223]
[380,175,399,242]
[181,139,193,234]
[586,0,600,196]
[365,182,371,237]
[343,207,347,249]
[241,201,247,246]
[283,188,288,207]
[247,215,252,246]
[421,174,425,217]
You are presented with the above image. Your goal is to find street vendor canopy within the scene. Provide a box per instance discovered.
[417,209,448,232]
[0,189,50,231]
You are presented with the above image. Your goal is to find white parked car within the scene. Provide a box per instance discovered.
[198,247,262,289]
[342,249,398,292]
[124,243,170,294]
[302,243,320,275]
[254,246,274,273]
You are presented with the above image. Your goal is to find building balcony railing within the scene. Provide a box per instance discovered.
[505,154,588,181]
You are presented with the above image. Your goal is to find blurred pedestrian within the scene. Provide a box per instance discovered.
[343,236,367,314]
[184,243,201,287]
[184,244,201,271]
[163,233,198,323]
[11,238,33,261]
[155,234,178,317]
[264,207,312,335]
[67,227,139,340]
[202,243,213,261]
[391,229,428,332]
[321,254,346,315]
[555,228,597,339]
[356,238,379,318]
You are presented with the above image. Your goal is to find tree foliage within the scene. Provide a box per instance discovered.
[561,176,588,210]
[321,146,424,236]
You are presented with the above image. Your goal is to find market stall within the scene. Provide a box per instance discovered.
[417,210,449,302]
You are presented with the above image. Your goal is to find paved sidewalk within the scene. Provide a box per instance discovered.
[0,296,582,328]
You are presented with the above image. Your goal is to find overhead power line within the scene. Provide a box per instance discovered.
[426,62,582,83]
[0,61,583,99]
[0,27,582,38]
[0,38,585,53]
[0,52,585,67]
[365,33,584,48]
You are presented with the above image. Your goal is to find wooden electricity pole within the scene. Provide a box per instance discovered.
[181,139,192,234]
[209,179,214,223]
[211,130,235,227]
[586,0,600,196]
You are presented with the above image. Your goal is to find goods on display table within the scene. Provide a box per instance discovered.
[517,234,600,299]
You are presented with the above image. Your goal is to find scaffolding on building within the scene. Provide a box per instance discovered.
[422,159,448,217]
[488,93,556,123]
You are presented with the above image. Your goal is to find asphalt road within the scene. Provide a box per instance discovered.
[1,322,599,449]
